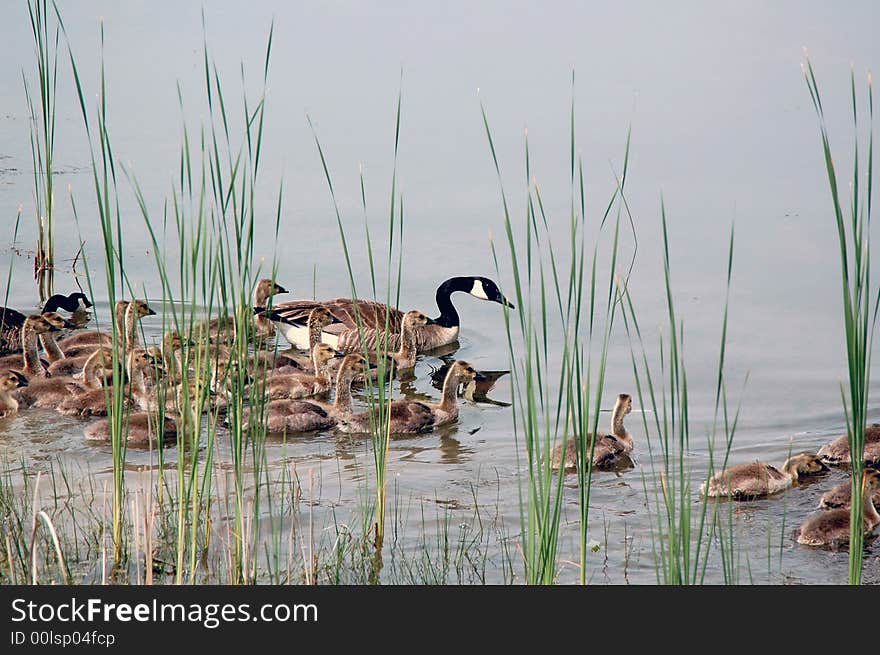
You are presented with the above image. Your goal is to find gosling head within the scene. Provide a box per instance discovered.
[308,306,340,329]
[615,393,633,417]
[128,348,163,376]
[402,310,437,330]
[256,278,288,299]
[311,342,340,366]
[339,353,368,379]
[41,311,76,330]
[450,360,482,385]
[0,370,28,391]
[128,300,157,318]
[163,331,194,351]
[25,314,62,334]
[862,468,880,494]
[782,452,828,479]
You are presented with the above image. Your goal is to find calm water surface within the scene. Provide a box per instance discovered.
[1,1,879,583]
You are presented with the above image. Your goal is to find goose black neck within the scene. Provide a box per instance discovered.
[42,294,78,313]
[434,277,473,328]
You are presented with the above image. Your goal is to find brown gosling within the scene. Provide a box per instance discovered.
[818,472,880,509]
[262,343,340,400]
[0,315,61,378]
[56,300,129,353]
[0,370,28,418]
[56,348,156,418]
[336,358,480,434]
[700,453,828,500]
[550,394,634,472]
[37,312,77,362]
[48,300,154,377]
[83,369,201,448]
[202,278,288,344]
[332,310,435,369]
[796,469,880,548]
[817,424,880,466]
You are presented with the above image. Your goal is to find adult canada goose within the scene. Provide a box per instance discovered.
[817,424,880,466]
[0,292,92,355]
[700,453,828,499]
[201,278,287,344]
[264,276,514,351]
[818,473,880,509]
[0,370,28,418]
[336,358,481,434]
[262,343,341,400]
[550,394,634,471]
[0,315,61,378]
[48,301,155,376]
[796,469,880,548]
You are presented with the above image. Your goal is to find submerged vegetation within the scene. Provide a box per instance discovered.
[0,6,877,585]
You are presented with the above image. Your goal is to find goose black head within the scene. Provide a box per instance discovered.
[444,276,514,309]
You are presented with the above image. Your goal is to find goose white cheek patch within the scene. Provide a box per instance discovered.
[470,280,489,300]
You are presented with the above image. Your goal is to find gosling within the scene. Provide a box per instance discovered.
[550,394,634,472]
[700,453,828,500]
[796,469,880,548]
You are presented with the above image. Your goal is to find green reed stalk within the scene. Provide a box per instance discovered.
[803,60,875,584]
[308,83,404,553]
[483,78,626,584]
[24,0,59,300]
[60,17,133,566]
[620,207,741,584]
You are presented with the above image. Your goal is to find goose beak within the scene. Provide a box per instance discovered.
[498,294,515,310]
[82,297,93,308]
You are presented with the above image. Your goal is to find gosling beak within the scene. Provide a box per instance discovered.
[274,284,288,295]
[48,323,61,332]
[63,319,77,329]
[424,316,439,325]
[14,372,29,388]
[146,306,157,316]
[368,361,379,370]
[332,350,346,359]
[474,371,489,382]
